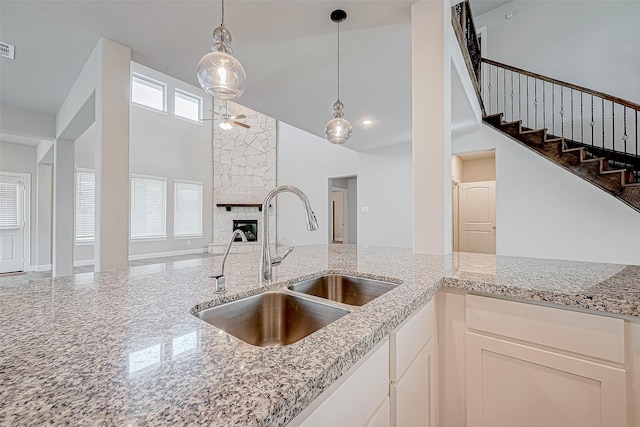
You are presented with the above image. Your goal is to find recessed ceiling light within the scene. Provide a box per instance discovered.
[362,120,373,125]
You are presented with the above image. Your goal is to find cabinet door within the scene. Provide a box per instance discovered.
[391,336,436,427]
[365,398,390,427]
[466,332,627,427]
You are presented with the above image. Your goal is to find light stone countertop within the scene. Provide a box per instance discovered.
[0,245,638,426]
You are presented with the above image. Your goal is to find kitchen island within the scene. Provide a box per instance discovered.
[0,245,638,425]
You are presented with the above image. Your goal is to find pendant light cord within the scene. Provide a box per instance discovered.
[337,22,340,100]
[221,0,225,27]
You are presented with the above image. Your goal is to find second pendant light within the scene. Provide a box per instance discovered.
[325,9,352,145]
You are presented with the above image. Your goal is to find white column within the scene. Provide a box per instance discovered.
[94,39,131,272]
[52,139,74,276]
[36,163,53,270]
[412,0,452,255]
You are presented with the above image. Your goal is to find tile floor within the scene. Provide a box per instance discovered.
[0,252,220,284]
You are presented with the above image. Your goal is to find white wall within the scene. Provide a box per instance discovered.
[453,124,640,265]
[0,142,38,263]
[462,157,495,182]
[357,143,413,248]
[277,122,413,249]
[476,1,640,104]
[69,62,214,263]
[129,63,213,258]
[277,121,358,247]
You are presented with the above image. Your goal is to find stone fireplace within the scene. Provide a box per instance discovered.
[208,99,277,255]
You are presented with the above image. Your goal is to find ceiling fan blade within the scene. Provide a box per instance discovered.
[229,114,247,121]
[233,121,251,129]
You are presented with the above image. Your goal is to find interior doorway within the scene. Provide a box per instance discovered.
[328,176,357,244]
[0,172,30,273]
[451,151,496,254]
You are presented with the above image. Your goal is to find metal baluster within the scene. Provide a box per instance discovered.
[635,110,640,182]
[560,87,564,137]
[602,98,605,150]
[518,74,522,122]
[612,101,615,155]
[488,65,492,115]
[552,84,555,135]
[580,93,583,144]
[503,68,506,116]
[496,65,499,115]
[570,90,574,141]
[591,95,594,148]
[623,106,628,170]
[543,81,546,129]
[511,71,514,121]
[534,79,538,128]
[526,76,529,128]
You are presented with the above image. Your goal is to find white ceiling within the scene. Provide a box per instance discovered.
[0,0,507,152]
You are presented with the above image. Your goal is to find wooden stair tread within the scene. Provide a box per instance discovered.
[482,114,640,214]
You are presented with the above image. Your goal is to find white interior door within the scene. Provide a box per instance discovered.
[331,191,345,242]
[459,181,496,254]
[0,174,26,273]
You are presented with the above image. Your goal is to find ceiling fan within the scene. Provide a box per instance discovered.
[201,100,251,129]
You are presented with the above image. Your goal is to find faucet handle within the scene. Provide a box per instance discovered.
[271,246,294,266]
[211,274,226,293]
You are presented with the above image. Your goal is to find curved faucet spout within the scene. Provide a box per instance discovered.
[260,185,318,282]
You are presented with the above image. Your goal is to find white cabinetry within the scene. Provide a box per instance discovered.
[390,299,436,427]
[465,294,627,427]
[292,339,390,427]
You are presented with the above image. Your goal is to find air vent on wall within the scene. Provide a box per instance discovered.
[0,42,15,59]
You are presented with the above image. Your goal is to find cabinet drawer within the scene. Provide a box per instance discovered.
[390,299,435,381]
[466,294,625,363]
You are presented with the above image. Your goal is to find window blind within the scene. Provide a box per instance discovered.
[75,170,95,242]
[0,182,19,229]
[131,176,166,239]
[174,181,203,237]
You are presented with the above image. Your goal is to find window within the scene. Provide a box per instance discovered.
[0,180,20,229]
[174,181,203,237]
[75,169,95,242]
[131,176,166,240]
[131,73,166,111]
[175,89,202,121]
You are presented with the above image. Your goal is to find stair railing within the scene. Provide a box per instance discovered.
[451,0,485,114]
[482,58,640,182]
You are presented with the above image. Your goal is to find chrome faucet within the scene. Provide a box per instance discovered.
[211,229,247,293]
[260,185,319,282]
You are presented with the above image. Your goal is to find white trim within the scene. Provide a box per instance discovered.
[173,235,204,240]
[31,264,52,272]
[476,26,487,57]
[131,72,167,113]
[0,171,31,272]
[174,178,204,186]
[128,247,207,261]
[130,236,168,242]
[74,259,94,267]
[174,88,203,122]
[131,173,168,182]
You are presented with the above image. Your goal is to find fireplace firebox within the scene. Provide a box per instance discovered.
[233,220,258,242]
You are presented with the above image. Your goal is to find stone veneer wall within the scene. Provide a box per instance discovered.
[209,99,277,254]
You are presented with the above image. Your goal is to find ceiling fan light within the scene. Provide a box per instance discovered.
[219,121,234,130]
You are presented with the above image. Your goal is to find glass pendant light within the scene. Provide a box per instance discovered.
[325,9,352,145]
[197,0,246,100]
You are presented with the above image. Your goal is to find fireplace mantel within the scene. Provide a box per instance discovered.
[216,203,271,212]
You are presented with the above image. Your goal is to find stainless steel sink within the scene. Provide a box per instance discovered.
[288,274,398,306]
[195,292,349,347]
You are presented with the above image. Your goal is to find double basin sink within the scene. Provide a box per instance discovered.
[194,274,398,347]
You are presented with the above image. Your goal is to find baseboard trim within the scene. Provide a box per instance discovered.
[128,248,208,261]
[74,259,94,268]
[31,264,52,272]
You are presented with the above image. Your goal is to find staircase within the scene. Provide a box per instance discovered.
[451,0,640,213]
[483,112,640,212]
